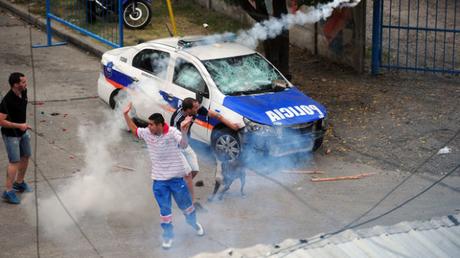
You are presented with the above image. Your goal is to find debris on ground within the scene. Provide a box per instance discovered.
[114,164,135,171]
[50,112,60,116]
[195,180,204,187]
[282,170,324,174]
[311,173,375,182]
[437,146,451,155]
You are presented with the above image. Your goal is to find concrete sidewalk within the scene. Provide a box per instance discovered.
[1,3,460,258]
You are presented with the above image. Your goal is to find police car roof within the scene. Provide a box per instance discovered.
[148,36,255,60]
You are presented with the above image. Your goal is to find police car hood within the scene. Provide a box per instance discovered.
[222,87,327,126]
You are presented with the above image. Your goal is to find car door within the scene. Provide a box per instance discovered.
[163,56,211,143]
[130,48,171,121]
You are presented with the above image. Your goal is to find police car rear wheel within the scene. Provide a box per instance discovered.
[212,129,241,161]
[109,89,121,109]
[109,88,129,110]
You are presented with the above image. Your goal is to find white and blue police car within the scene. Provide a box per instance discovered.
[98,35,327,160]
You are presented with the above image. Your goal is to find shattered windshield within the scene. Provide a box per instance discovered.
[203,54,286,95]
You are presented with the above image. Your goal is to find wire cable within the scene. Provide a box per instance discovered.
[330,163,460,234]
[243,125,460,257]
[268,127,460,257]
[26,0,40,257]
[272,162,460,257]
[334,127,460,232]
[24,1,101,257]
[31,159,103,257]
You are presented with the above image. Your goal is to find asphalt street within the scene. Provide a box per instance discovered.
[0,6,459,258]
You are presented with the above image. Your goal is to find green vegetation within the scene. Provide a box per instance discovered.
[7,0,248,46]
[123,1,248,45]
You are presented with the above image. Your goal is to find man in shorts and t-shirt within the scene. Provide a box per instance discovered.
[0,72,32,205]
[170,97,240,208]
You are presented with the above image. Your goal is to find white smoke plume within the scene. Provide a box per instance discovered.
[27,79,169,237]
[236,0,361,49]
[19,0,356,246]
[186,0,360,49]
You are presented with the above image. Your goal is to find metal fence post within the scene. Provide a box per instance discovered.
[118,0,123,47]
[371,0,383,75]
[35,0,123,49]
[33,0,66,48]
[45,0,51,45]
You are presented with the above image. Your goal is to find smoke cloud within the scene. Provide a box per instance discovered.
[236,0,361,49]
[20,0,354,249]
[187,0,360,49]
[23,80,169,239]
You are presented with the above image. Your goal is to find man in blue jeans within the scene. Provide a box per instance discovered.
[0,72,32,204]
[123,102,204,249]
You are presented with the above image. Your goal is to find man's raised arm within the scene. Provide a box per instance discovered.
[123,102,138,138]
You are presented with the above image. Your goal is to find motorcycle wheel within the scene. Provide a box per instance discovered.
[123,0,152,30]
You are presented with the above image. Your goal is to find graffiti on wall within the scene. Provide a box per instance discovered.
[322,8,354,56]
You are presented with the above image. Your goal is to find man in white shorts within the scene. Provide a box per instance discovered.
[170,98,240,208]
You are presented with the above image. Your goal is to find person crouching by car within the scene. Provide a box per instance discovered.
[170,97,241,210]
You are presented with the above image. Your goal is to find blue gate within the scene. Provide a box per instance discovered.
[371,0,459,75]
[36,0,123,49]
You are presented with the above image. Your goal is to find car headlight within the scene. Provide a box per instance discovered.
[243,117,275,135]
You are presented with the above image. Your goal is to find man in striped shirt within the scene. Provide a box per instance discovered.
[123,102,204,249]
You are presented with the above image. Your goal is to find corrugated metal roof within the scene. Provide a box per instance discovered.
[195,214,460,258]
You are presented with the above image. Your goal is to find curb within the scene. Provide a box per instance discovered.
[0,0,109,57]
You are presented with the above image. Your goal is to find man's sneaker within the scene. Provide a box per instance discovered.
[2,190,20,204]
[194,222,205,236]
[162,238,173,249]
[13,181,32,193]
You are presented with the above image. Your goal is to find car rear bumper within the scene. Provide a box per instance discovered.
[97,72,114,104]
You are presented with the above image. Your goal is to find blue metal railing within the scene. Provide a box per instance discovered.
[372,0,459,75]
[35,0,123,49]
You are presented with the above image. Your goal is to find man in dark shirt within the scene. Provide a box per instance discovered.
[0,72,32,204]
[170,97,240,208]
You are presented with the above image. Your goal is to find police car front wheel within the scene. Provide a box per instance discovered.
[212,128,241,161]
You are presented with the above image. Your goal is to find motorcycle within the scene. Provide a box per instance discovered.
[85,0,153,29]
